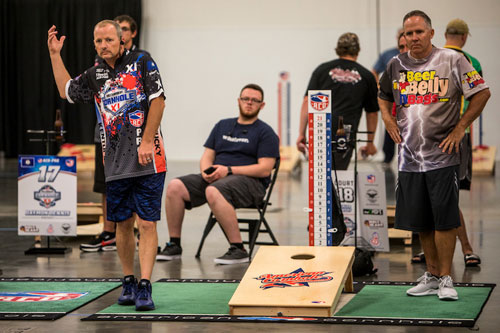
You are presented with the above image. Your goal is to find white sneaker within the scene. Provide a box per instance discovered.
[438,275,458,301]
[407,271,439,296]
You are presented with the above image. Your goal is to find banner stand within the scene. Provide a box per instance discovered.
[22,129,71,255]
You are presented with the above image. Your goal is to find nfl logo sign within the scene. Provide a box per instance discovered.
[367,174,376,183]
[310,92,329,111]
[129,111,144,127]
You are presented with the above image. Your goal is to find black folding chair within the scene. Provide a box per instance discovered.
[195,159,280,259]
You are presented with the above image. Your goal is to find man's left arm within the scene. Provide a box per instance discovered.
[138,97,165,166]
[439,88,491,154]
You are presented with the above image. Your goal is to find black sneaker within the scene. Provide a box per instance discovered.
[135,279,155,311]
[117,276,137,305]
[80,231,116,252]
[156,242,182,261]
[214,245,250,265]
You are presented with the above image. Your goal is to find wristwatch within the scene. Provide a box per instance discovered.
[227,166,233,175]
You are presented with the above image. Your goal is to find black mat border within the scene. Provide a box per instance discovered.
[82,280,495,327]
[0,277,121,320]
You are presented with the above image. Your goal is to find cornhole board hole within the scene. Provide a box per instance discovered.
[229,245,355,317]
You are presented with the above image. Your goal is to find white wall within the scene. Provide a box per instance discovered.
[142,0,500,161]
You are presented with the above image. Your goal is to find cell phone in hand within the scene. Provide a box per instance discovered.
[204,166,216,175]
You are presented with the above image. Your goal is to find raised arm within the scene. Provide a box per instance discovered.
[47,25,71,99]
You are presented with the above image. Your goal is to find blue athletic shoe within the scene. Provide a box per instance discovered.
[135,279,155,311]
[117,275,137,305]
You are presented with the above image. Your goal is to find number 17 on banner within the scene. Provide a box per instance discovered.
[308,90,332,246]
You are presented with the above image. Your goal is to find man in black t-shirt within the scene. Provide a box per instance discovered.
[157,84,280,265]
[296,32,379,170]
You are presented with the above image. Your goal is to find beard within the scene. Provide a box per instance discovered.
[238,104,260,120]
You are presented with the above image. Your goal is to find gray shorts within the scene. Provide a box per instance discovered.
[178,174,266,209]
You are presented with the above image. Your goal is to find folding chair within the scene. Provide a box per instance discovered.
[195,159,280,259]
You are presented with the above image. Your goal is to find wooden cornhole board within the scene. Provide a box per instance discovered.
[229,245,355,317]
[472,145,496,176]
[278,146,302,174]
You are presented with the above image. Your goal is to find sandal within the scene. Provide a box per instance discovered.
[411,252,426,264]
[464,253,481,267]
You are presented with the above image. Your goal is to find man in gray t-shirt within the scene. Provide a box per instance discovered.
[378,10,490,301]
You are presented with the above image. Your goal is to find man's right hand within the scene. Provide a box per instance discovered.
[296,134,307,153]
[47,25,66,55]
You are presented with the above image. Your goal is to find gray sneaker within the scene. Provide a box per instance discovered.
[438,275,458,301]
[214,245,250,265]
[407,271,439,296]
[156,243,182,261]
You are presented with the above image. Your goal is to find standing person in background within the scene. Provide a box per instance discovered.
[371,28,404,167]
[296,32,379,170]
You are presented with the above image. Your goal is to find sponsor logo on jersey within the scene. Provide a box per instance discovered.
[310,92,329,111]
[329,67,361,84]
[34,185,61,208]
[394,70,449,106]
[102,87,136,115]
[463,70,485,88]
[129,110,144,127]
[256,268,333,290]
[0,291,88,302]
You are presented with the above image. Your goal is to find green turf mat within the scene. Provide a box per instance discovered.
[0,277,121,320]
[99,281,238,315]
[85,280,494,327]
[334,284,491,320]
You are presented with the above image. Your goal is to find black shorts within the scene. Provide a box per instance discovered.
[459,133,472,190]
[178,174,266,209]
[93,142,106,194]
[395,165,460,232]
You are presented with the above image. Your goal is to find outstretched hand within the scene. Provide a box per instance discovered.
[47,25,66,55]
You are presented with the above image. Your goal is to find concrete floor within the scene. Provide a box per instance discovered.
[1,158,499,332]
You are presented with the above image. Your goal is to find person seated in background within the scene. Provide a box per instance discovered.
[157,83,279,265]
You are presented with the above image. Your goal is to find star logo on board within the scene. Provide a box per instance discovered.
[255,268,333,290]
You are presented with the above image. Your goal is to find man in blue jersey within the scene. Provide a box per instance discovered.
[48,20,166,311]
[157,84,280,265]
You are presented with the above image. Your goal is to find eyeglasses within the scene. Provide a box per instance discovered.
[240,97,262,104]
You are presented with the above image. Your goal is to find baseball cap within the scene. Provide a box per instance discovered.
[446,19,470,36]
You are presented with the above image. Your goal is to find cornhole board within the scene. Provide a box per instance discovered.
[278,146,302,174]
[472,145,496,176]
[229,246,355,317]
[386,205,412,245]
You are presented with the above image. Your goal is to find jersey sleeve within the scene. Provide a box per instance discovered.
[203,121,220,149]
[140,53,165,103]
[66,70,94,104]
[256,125,280,159]
[457,55,488,100]
[378,66,395,103]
